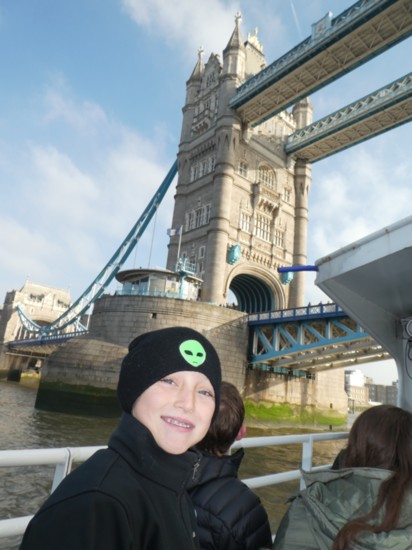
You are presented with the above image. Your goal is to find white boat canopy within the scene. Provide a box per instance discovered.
[315,215,412,411]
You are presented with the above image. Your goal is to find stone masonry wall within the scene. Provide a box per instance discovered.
[35,338,127,416]
[244,365,347,414]
[88,294,249,388]
[89,294,247,348]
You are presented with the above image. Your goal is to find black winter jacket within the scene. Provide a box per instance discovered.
[189,449,272,549]
[20,413,202,550]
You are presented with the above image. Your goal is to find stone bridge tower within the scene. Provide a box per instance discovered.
[167,15,312,312]
[0,281,73,377]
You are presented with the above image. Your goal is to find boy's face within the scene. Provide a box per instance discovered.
[132,370,215,455]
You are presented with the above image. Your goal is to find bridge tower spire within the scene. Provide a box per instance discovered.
[167,16,311,312]
[222,12,245,79]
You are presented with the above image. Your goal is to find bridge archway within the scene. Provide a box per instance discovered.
[226,266,285,314]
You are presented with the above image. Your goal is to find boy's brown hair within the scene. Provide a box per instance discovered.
[197,381,244,456]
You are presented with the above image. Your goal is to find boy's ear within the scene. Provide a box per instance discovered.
[235,424,247,441]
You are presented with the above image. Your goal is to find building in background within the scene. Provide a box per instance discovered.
[366,381,398,406]
[345,368,398,408]
[345,369,369,409]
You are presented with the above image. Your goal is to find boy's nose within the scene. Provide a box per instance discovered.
[175,388,195,412]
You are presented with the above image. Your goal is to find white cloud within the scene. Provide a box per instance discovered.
[309,135,412,262]
[37,83,173,235]
[101,129,175,234]
[0,218,60,275]
[121,0,240,60]
[0,79,176,300]
[43,76,107,133]
[30,145,99,216]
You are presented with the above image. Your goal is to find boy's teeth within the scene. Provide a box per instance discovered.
[167,418,190,428]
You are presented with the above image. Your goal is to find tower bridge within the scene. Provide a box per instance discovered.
[6,0,410,337]
[1,0,411,414]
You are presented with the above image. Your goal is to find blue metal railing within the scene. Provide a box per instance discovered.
[285,72,412,159]
[248,303,346,325]
[8,330,88,350]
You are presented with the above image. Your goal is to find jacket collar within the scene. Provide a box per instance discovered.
[187,448,244,489]
[109,413,202,491]
[302,466,393,488]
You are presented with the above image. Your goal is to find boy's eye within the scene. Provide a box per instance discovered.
[160,378,175,385]
[199,389,214,398]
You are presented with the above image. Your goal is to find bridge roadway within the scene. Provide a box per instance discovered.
[230,0,412,126]
[8,304,389,374]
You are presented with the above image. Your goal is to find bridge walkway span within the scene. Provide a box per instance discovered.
[285,72,412,162]
[230,0,412,126]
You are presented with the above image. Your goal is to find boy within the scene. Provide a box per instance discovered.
[189,381,272,549]
[20,326,222,550]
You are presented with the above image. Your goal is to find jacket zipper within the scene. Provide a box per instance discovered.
[192,457,201,481]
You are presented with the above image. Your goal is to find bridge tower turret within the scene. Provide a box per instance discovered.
[203,12,244,305]
[180,46,204,145]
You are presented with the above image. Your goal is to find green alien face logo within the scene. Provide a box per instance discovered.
[179,339,206,367]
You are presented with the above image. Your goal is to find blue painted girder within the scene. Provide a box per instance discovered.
[249,314,371,364]
[16,161,178,337]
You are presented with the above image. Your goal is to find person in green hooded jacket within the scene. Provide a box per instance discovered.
[273,404,412,550]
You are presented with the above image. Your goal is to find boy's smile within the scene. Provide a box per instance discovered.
[161,416,194,429]
[132,370,215,454]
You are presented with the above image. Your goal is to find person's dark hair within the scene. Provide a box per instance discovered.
[333,404,412,550]
[197,381,244,456]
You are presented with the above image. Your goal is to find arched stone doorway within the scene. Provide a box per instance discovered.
[227,269,285,314]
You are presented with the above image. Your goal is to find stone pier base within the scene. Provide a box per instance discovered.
[35,295,249,416]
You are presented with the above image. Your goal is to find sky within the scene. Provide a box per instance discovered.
[0,0,410,385]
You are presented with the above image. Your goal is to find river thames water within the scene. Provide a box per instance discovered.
[0,380,347,549]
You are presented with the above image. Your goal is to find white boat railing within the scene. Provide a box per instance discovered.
[0,431,348,540]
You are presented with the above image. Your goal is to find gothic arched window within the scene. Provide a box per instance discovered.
[238,161,248,178]
[258,165,275,189]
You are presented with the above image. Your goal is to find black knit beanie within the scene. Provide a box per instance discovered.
[117,326,222,418]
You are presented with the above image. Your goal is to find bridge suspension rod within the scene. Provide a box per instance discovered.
[22,160,178,335]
